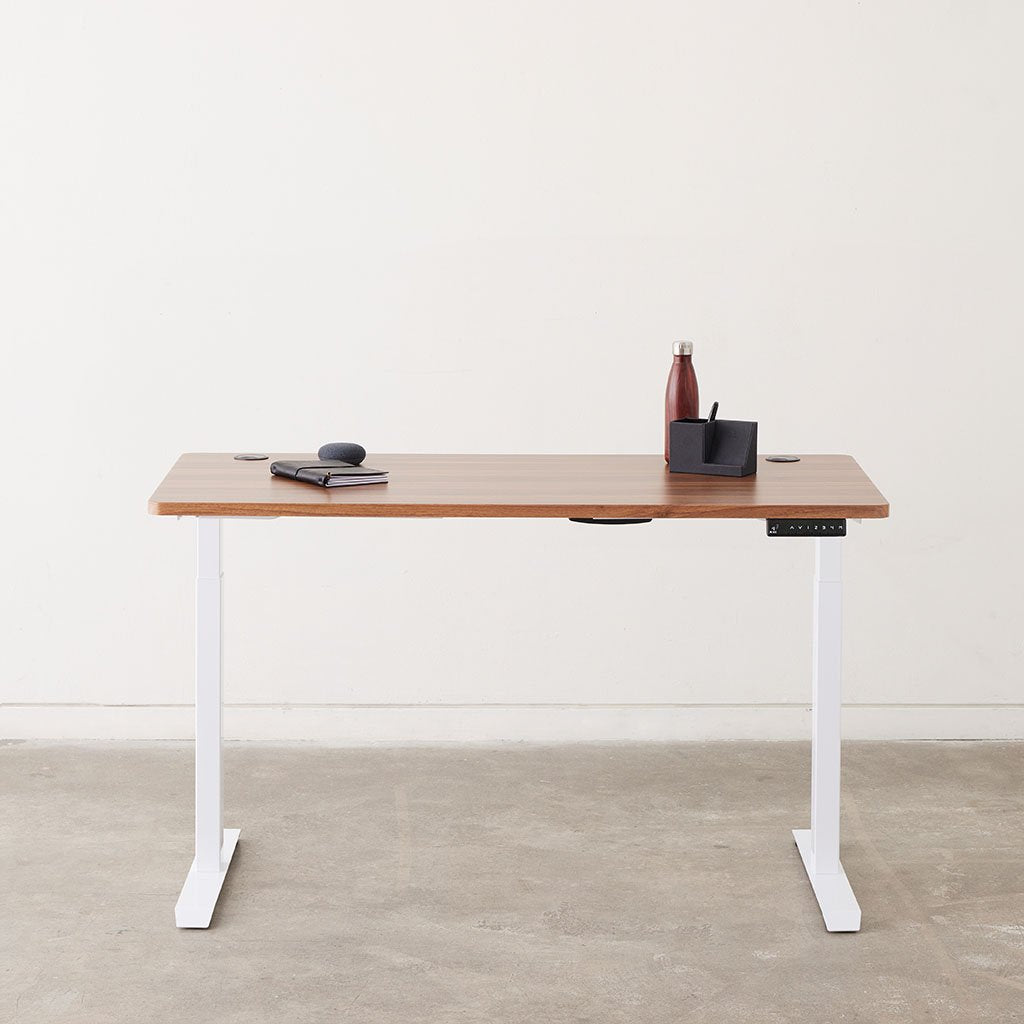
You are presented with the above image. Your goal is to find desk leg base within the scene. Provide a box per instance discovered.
[792,829,861,932]
[174,829,240,928]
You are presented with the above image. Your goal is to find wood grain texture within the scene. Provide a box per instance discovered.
[148,453,889,520]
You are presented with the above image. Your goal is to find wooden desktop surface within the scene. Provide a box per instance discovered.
[149,453,889,520]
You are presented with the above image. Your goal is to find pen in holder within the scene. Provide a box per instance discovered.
[668,401,758,477]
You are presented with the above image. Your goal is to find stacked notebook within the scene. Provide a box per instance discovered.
[270,460,388,488]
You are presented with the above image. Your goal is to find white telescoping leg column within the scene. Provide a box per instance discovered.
[792,536,861,932]
[175,517,240,928]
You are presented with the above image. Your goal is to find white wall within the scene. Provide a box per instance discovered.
[2,1,1022,741]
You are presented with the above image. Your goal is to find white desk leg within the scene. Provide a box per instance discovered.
[175,517,240,928]
[792,536,861,932]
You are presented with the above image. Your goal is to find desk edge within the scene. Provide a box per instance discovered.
[148,498,890,519]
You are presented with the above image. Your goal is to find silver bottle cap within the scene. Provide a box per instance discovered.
[672,340,693,356]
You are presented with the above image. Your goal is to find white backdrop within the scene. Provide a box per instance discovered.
[2,1,1022,740]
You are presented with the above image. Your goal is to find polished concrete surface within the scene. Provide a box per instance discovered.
[2,741,1023,1023]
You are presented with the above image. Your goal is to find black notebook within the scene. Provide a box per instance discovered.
[270,460,389,488]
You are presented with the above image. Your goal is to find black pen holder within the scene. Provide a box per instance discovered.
[669,417,758,477]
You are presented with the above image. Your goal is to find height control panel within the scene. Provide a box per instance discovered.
[766,519,846,537]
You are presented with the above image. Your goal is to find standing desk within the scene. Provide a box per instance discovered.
[149,453,889,931]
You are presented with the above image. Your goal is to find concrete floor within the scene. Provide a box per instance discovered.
[2,742,1023,1023]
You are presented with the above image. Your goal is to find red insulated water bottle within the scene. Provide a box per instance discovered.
[664,340,699,462]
